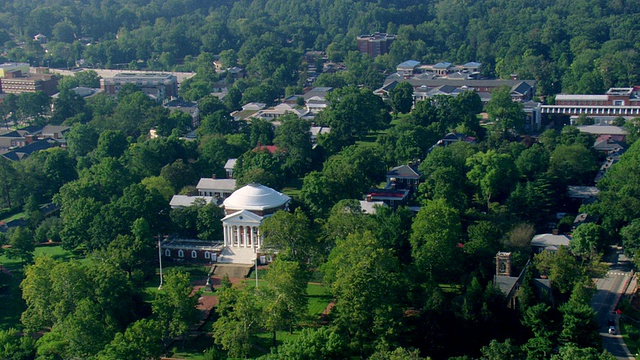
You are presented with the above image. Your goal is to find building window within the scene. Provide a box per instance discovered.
[178,249,184,258]
[204,251,210,259]
[164,249,171,257]
[191,250,197,258]
[614,100,624,106]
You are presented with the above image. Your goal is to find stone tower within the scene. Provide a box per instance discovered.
[496,251,512,277]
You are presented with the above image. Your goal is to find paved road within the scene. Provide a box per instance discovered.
[592,247,635,359]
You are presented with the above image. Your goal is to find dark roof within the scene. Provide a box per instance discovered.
[376,81,399,94]
[0,130,23,138]
[436,84,459,94]
[2,139,59,161]
[387,165,420,179]
[593,138,627,153]
[511,81,533,95]
[164,99,197,108]
[20,125,44,135]
[40,203,60,217]
[2,218,28,231]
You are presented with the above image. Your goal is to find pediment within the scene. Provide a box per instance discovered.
[222,209,263,225]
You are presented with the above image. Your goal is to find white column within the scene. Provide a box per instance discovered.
[223,224,227,246]
[251,226,255,250]
[256,228,261,249]
[232,226,237,247]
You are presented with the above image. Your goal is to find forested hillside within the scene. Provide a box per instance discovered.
[0,0,638,95]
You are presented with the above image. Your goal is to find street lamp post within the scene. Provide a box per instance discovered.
[158,235,163,290]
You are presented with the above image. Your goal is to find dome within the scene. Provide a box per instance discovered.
[223,183,290,211]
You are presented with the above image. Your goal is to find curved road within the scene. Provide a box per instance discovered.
[592,247,635,359]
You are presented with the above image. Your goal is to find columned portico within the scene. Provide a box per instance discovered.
[219,183,290,264]
[222,223,262,250]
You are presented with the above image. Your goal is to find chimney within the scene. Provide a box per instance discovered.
[211,174,216,179]
[552,228,559,235]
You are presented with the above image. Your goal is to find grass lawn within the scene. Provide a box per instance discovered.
[306,283,332,318]
[282,178,304,200]
[165,334,217,360]
[0,244,86,272]
[439,283,463,294]
[143,262,212,299]
[1,211,25,223]
[252,330,300,357]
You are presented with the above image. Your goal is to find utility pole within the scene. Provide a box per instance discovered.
[158,235,163,290]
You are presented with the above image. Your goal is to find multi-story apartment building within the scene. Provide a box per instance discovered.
[0,71,59,96]
[357,32,397,57]
[100,73,178,101]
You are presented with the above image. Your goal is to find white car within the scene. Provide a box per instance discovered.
[609,326,616,335]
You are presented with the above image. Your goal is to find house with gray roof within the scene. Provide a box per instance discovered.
[224,159,237,178]
[40,125,70,140]
[0,130,27,150]
[383,77,537,103]
[169,195,215,209]
[530,233,571,253]
[386,164,421,192]
[197,178,236,200]
[1,139,60,161]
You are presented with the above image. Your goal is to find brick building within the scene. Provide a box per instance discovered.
[357,32,396,57]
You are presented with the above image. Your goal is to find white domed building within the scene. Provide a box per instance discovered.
[219,183,290,264]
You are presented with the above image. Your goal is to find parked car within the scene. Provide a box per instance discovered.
[609,326,616,335]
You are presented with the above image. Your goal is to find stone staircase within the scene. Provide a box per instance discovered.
[217,246,257,265]
[212,263,253,278]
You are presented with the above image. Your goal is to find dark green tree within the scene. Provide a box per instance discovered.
[153,271,200,339]
[274,114,313,178]
[260,209,314,263]
[262,258,308,345]
[6,227,35,264]
[389,81,414,115]
[322,231,404,356]
[486,86,526,136]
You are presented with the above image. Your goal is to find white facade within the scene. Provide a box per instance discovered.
[197,178,236,198]
[220,183,291,263]
[221,210,263,249]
